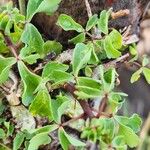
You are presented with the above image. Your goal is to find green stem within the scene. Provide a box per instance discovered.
[18,0,26,16]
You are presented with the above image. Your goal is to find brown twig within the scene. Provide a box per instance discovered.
[61,113,84,127]
[103,53,130,69]
[63,83,95,119]
[84,0,92,18]
[111,9,130,20]
[0,30,19,60]
[93,53,130,79]
[98,96,108,114]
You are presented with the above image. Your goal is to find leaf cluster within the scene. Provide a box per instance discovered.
[0,1,146,150]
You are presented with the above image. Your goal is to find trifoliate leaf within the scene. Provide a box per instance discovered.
[69,33,85,44]
[98,10,110,34]
[28,133,51,150]
[18,61,42,106]
[115,114,142,133]
[130,68,142,83]
[72,43,92,76]
[58,127,85,150]
[143,67,150,84]
[115,115,141,148]
[57,14,84,32]
[29,89,52,120]
[86,14,98,31]
[0,56,16,84]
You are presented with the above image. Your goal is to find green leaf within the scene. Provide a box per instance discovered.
[72,43,91,76]
[109,29,122,50]
[98,10,110,34]
[28,133,51,150]
[130,68,142,83]
[51,70,74,88]
[30,124,58,135]
[5,20,13,35]
[142,55,149,67]
[27,0,61,21]
[77,77,101,89]
[0,56,16,84]
[58,127,70,150]
[75,86,101,99]
[18,61,42,106]
[100,66,116,92]
[21,23,44,55]
[85,66,92,77]
[86,14,98,31]
[4,121,14,137]
[51,96,69,123]
[43,40,62,55]
[115,116,141,148]
[112,136,127,150]
[0,101,5,115]
[29,89,52,120]
[36,0,61,15]
[88,43,99,64]
[143,67,150,84]
[115,114,142,133]
[0,143,10,150]
[57,100,71,123]
[0,15,9,30]
[104,36,121,58]
[118,124,140,148]
[57,14,84,32]
[0,40,9,54]
[0,128,5,139]
[42,61,69,79]
[109,93,125,113]
[58,127,85,150]
[69,33,85,44]
[13,132,25,150]
[21,54,41,65]
[129,45,137,56]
